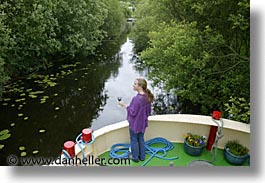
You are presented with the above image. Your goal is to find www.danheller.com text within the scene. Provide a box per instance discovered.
[6,154,131,166]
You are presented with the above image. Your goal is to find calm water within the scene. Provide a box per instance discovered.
[0,38,158,165]
[91,38,153,130]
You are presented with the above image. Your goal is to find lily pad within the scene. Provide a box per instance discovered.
[20,152,27,157]
[0,129,9,135]
[24,117,29,120]
[48,82,56,87]
[54,107,60,110]
[40,96,49,104]
[0,133,11,141]
[29,91,44,95]
[18,113,24,117]
[39,129,46,133]
[0,129,11,140]
[0,144,4,150]
[19,146,26,151]
[10,123,15,127]
[29,94,37,98]
[40,100,46,104]
[32,150,39,154]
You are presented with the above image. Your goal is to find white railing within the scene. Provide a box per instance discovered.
[75,114,250,161]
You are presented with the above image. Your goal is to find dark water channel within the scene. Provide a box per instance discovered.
[0,37,179,165]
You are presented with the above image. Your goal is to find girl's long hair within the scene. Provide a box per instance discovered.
[136,78,154,103]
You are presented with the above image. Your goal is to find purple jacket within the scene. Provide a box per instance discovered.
[126,93,151,133]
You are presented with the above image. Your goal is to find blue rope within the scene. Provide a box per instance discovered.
[75,132,95,161]
[62,149,72,159]
[109,137,178,166]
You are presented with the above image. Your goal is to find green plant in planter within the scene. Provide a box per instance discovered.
[224,140,249,165]
[225,140,249,156]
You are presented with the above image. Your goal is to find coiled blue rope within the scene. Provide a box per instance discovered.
[109,137,178,166]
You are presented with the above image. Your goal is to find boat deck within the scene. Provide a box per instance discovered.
[98,142,250,167]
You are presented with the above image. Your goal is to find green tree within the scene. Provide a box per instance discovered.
[141,18,249,122]
[133,0,250,122]
[53,0,107,57]
[0,0,129,98]
[130,0,159,52]
[224,97,250,123]
[141,22,227,113]
[101,0,128,39]
[0,3,13,97]
[2,0,61,74]
[0,0,109,75]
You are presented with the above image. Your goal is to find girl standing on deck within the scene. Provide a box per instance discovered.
[119,78,154,162]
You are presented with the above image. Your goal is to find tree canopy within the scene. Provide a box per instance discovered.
[132,0,250,123]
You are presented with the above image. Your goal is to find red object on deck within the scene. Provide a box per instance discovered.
[63,141,75,158]
[207,125,218,151]
[81,128,93,143]
[212,110,222,120]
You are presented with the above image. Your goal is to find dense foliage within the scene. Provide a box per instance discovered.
[132,0,250,123]
[0,0,131,97]
[0,0,250,123]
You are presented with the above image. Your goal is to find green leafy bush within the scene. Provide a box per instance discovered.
[224,97,250,123]
[225,140,249,156]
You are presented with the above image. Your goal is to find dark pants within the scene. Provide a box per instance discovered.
[129,128,145,161]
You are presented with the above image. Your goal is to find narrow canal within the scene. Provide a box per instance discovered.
[91,38,153,130]
[0,37,162,165]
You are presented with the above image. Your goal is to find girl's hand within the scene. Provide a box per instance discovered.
[119,101,127,108]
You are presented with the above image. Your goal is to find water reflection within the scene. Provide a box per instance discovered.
[90,38,153,130]
[0,36,127,165]
[0,36,181,165]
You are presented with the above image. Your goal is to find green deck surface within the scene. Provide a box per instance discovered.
[98,142,250,167]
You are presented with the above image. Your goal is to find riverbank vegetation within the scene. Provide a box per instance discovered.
[0,0,250,123]
[0,0,132,98]
[131,0,250,123]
